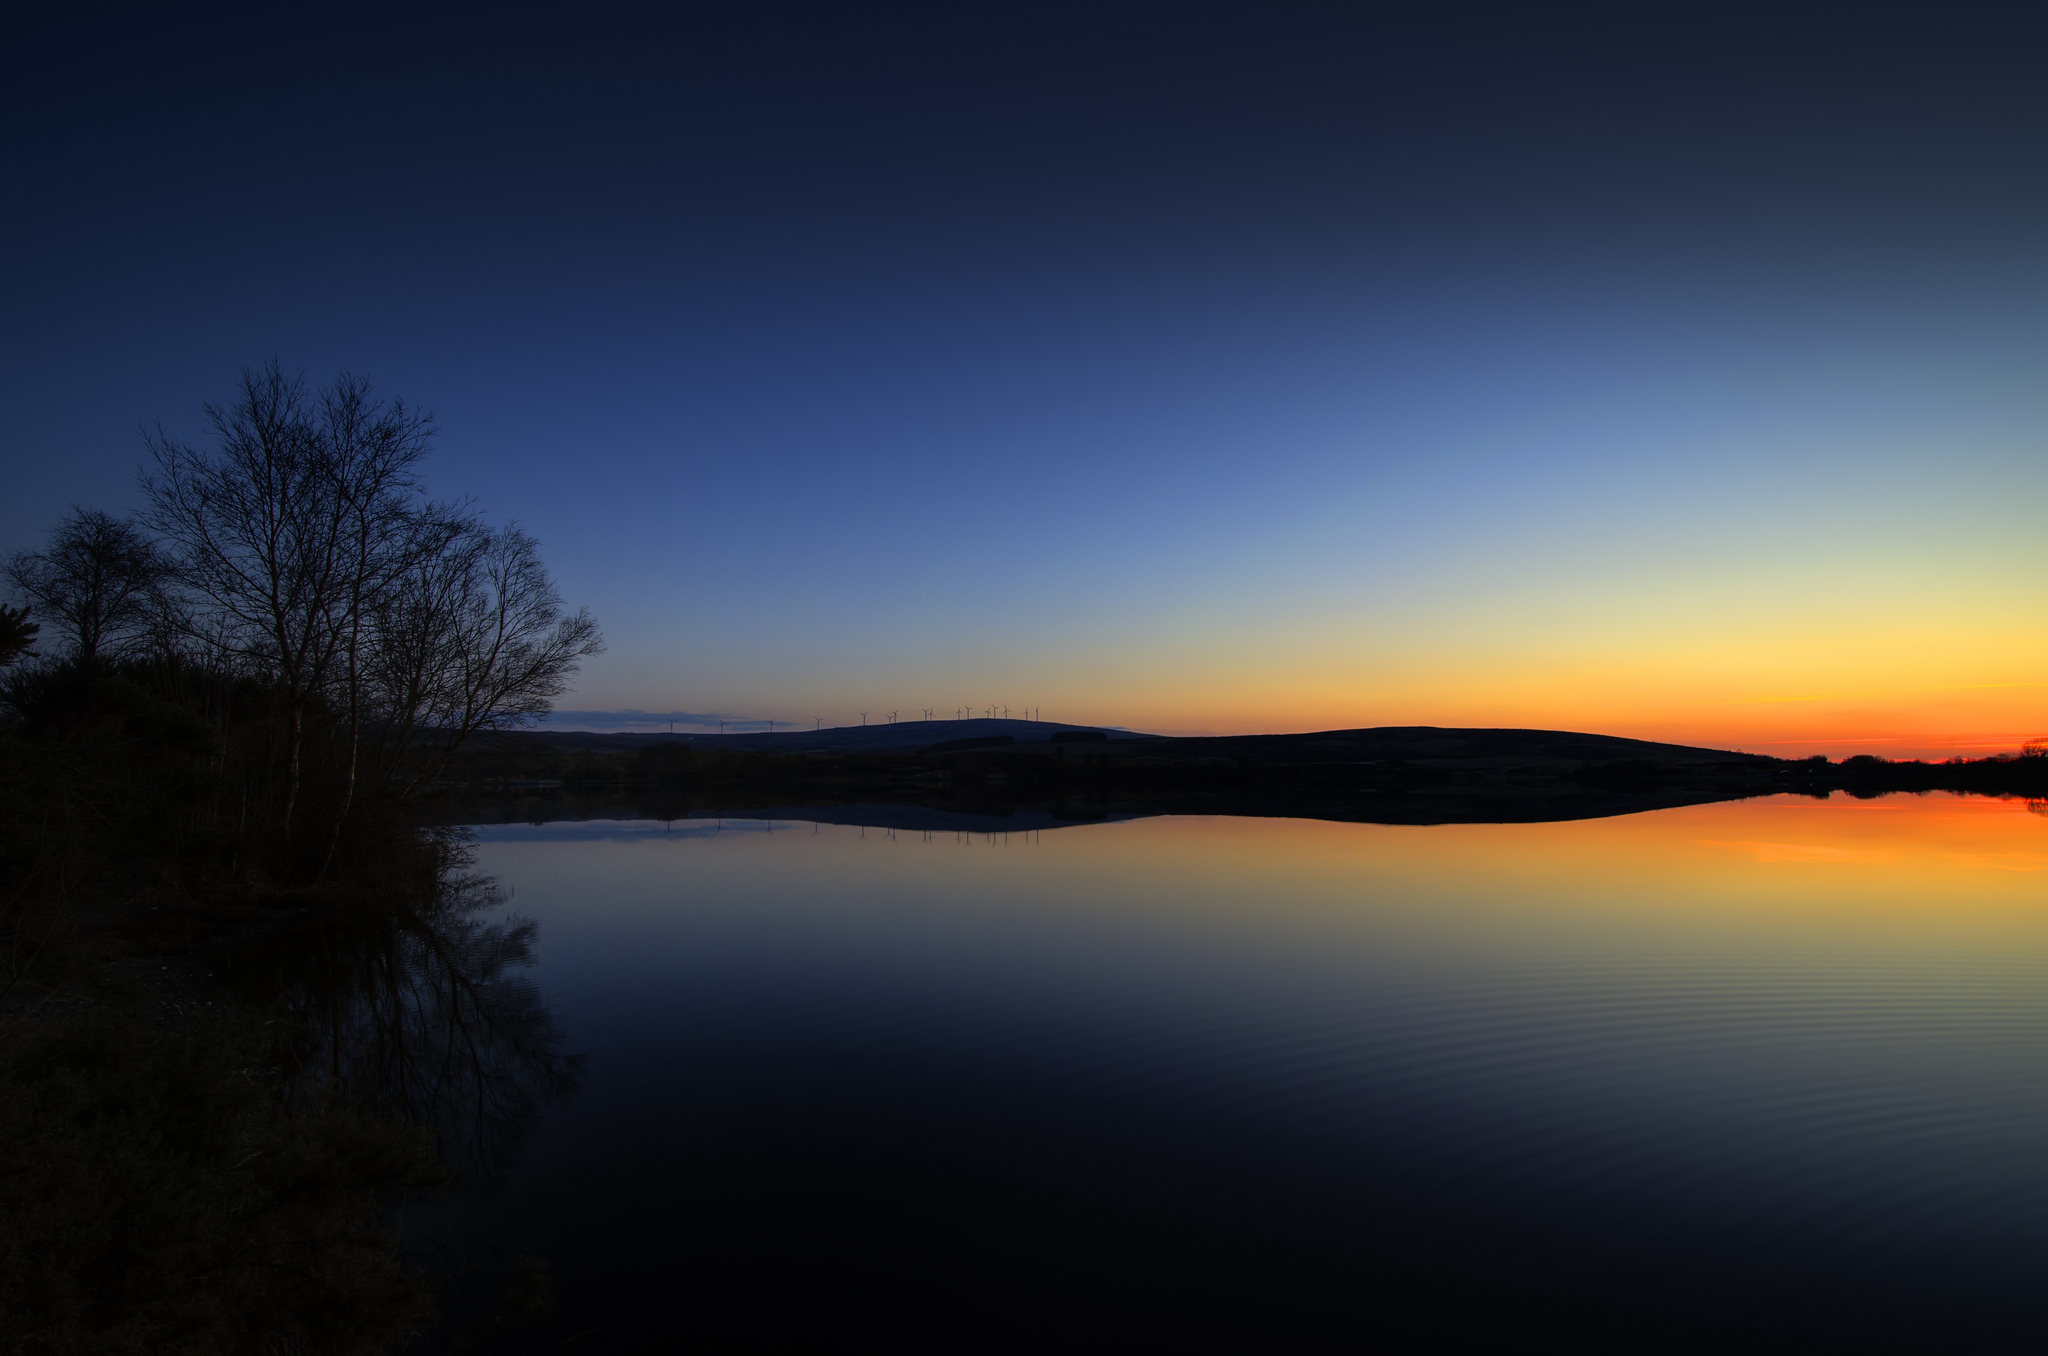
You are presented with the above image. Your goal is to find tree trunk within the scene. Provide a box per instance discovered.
[281,697,304,845]
[322,635,363,877]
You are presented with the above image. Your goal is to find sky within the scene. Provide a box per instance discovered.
[6,4,2048,756]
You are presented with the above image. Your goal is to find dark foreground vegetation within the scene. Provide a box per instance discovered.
[432,724,2048,828]
[2,366,593,1354]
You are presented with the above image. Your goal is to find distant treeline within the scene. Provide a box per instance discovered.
[1772,749,2048,799]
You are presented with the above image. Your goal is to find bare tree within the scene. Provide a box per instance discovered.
[5,508,168,662]
[316,379,459,866]
[141,362,434,840]
[366,522,603,793]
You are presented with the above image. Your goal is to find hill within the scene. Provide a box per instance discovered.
[1058,725,1768,768]
[512,717,1152,755]
[445,723,2047,829]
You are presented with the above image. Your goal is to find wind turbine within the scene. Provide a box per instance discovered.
[861,712,868,726]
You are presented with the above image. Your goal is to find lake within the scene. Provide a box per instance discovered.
[395,793,2048,1347]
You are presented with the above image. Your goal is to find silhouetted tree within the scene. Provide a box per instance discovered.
[0,605,34,668]
[3,362,599,885]
[141,363,436,843]
[5,508,167,662]
[365,522,604,792]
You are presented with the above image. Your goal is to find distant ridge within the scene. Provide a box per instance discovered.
[512,721,1759,765]
[516,718,1155,755]
[1077,725,1771,767]
[439,723,2048,830]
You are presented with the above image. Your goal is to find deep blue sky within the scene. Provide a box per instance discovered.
[8,5,2048,748]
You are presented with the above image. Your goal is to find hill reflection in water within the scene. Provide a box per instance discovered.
[441,793,2048,1347]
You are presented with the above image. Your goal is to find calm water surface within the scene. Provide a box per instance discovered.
[428,794,2048,1347]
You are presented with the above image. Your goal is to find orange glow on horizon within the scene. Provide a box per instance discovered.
[1061,668,2048,759]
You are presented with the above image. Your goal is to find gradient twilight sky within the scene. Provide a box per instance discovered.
[6,5,2047,755]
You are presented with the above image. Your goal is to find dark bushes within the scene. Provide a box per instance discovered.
[0,1013,439,1355]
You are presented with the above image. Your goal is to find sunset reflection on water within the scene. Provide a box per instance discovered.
[455,793,2048,1347]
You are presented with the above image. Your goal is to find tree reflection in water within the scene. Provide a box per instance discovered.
[224,851,581,1187]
